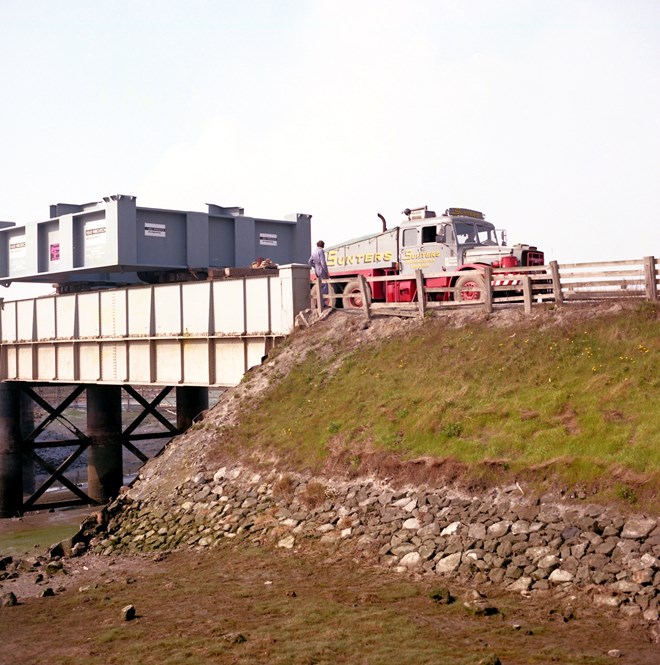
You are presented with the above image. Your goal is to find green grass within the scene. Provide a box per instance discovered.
[224,303,660,508]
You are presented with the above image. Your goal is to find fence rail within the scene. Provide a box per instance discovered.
[312,255,659,319]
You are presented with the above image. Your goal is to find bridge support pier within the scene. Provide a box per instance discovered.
[0,384,23,517]
[176,387,209,431]
[87,385,123,504]
[20,391,35,495]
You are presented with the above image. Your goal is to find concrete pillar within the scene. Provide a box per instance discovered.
[176,386,209,431]
[278,264,314,333]
[20,390,35,495]
[87,385,123,504]
[0,384,23,517]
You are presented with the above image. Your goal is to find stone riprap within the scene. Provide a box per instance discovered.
[89,464,660,624]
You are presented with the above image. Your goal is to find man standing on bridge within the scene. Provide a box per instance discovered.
[309,240,329,304]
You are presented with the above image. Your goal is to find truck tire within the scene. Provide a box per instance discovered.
[454,273,485,302]
[343,280,372,310]
[310,282,338,309]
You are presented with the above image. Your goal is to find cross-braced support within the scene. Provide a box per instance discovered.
[0,382,209,516]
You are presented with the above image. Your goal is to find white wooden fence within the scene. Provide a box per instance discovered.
[313,256,659,319]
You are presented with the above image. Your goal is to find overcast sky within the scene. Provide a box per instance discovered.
[1,0,659,300]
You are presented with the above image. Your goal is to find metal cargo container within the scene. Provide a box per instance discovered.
[0,195,311,287]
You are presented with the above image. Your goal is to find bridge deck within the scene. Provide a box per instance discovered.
[0,265,310,387]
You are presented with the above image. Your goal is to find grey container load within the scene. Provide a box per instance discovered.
[0,195,311,287]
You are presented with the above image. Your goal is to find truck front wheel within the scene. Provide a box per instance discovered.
[454,273,485,303]
[343,280,372,309]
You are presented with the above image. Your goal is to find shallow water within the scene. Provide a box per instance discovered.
[0,506,94,557]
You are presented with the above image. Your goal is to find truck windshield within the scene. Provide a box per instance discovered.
[454,222,498,246]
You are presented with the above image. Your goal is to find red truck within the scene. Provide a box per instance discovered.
[315,206,545,308]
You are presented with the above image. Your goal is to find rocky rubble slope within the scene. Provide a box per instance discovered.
[86,460,660,633]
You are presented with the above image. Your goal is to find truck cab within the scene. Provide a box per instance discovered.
[398,207,542,275]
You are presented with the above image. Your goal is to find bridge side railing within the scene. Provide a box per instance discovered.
[0,264,312,386]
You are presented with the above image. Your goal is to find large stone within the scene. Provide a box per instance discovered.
[595,540,617,556]
[402,500,418,513]
[610,580,641,594]
[507,576,532,592]
[548,569,574,583]
[377,491,394,505]
[391,543,417,558]
[468,523,487,540]
[487,521,511,538]
[435,552,462,574]
[488,568,507,584]
[227,467,242,480]
[560,526,581,541]
[441,521,462,536]
[621,519,656,540]
[525,546,552,562]
[625,552,658,571]
[511,520,530,535]
[403,518,421,530]
[537,555,560,570]
[418,544,436,561]
[399,552,422,569]
[417,523,440,539]
[121,604,136,621]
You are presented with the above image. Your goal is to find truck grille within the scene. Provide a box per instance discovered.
[522,250,545,266]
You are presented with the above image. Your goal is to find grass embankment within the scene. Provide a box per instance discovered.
[227,303,660,510]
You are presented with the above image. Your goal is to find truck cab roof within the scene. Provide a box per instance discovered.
[401,206,486,224]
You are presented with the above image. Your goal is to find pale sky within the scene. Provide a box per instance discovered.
[1,0,659,300]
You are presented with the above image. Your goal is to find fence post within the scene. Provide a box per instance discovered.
[415,270,426,319]
[357,274,371,320]
[316,279,324,311]
[522,275,533,315]
[644,256,658,302]
[482,266,493,314]
[550,261,563,305]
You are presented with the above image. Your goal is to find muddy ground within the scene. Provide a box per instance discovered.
[1,511,659,665]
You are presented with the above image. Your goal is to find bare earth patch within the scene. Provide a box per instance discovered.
[2,542,660,665]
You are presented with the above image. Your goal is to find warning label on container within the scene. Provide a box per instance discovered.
[8,236,27,273]
[84,220,107,264]
[260,233,277,247]
[9,240,26,255]
[85,222,107,246]
[145,222,166,238]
